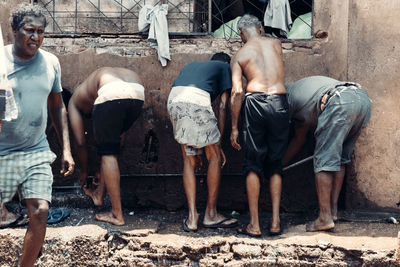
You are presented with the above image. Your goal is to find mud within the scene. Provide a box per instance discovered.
[0,206,399,267]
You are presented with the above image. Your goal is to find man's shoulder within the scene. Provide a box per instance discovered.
[37,49,60,66]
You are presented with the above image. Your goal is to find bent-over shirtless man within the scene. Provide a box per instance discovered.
[230,14,290,237]
[68,67,144,225]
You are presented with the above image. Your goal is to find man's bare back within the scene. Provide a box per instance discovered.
[72,67,142,114]
[233,36,286,95]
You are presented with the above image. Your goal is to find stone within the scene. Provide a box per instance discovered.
[232,244,262,258]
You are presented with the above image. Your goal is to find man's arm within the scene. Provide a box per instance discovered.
[282,123,310,166]
[67,97,88,186]
[230,56,245,151]
[48,92,75,176]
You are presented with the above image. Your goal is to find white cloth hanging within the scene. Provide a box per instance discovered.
[139,4,171,67]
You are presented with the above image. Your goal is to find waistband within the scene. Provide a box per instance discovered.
[95,81,145,105]
[319,82,362,111]
[245,92,287,97]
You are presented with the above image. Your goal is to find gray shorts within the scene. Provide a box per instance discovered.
[314,87,371,173]
[0,150,56,204]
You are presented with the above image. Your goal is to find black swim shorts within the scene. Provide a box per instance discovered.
[92,99,143,155]
[242,93,290,178]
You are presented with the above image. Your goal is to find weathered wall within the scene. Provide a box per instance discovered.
[0,0,26,43]
[1,0,367,212]
[346,0,400,210]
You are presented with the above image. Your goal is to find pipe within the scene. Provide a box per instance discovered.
[282,155,313,171]
[53,156,314,191]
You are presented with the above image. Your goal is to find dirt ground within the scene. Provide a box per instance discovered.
[0,192,399,266]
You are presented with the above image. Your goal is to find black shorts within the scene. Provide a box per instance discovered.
[92,99,143,155]
[242,93,290,178]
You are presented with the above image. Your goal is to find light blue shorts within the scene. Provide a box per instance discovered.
[314,87,371,173]
[0,150,56,204]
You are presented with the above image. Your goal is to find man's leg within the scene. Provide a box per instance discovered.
[82,172,106,206]
[269,173,282,233]
[202,145,237,227]
[180,145,199,231]
[20,199,48,267]
[331,165,345,221]
[203,145,221,221]
[306,171,335,231]
[245,171,262,235]
[94,155,124,225]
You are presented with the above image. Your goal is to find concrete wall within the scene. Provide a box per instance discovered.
[346,0,400,210]
[6,0,398,212]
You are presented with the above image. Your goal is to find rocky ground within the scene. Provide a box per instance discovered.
[0,191,399,266]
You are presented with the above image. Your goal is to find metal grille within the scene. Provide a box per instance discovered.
[37,0,312,36]
[211,0,313,39]
[38,0,208,34]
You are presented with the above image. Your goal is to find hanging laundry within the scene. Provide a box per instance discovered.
[263,0,292,38]
[138,4,171,67]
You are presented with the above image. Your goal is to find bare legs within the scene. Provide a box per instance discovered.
[245,171,282,236]
[245,171,261,235]
[180,144,236,231]
[94,155,125,226]
[203,145,236,226]
[181,145,199,230]
[269,173,282,233]
[331,165,345,221]
[20,199,48,267]
[306,165,345,232]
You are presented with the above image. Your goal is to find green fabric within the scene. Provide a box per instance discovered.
[288,12,312,39]
[213,16,242,39]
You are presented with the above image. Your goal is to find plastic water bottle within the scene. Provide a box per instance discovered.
[0,26,18,121]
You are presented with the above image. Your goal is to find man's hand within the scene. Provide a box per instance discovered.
[60,152,75,176]
[230,128,241,151]
[220,148,226,168]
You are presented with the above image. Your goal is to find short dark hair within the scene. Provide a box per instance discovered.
[237,14,260,31]
[10,3,47,31]
[210,52,231,64]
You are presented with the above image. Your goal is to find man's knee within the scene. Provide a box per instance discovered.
[184,155,197,169]
[205,145,221,163]
[27,200,49,222]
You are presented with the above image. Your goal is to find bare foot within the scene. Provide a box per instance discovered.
[306,217,335,232]
[270,218,281,233]
[237,224,261,237]
[185,213,199,231]
[82,186,103,206]
[203,213,237,228]
[95,212,125,226]
[331,208,338,222]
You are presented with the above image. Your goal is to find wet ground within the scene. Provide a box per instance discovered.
[1,190,399,266]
